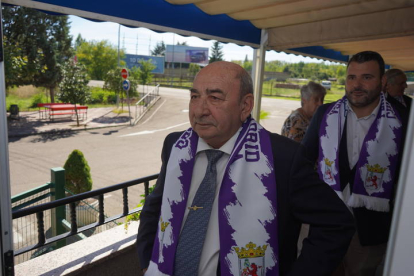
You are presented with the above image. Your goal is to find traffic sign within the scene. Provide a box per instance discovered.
[122,80,130,91]
[121,68,128,79]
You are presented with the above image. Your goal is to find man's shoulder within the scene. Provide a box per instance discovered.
[165,131,185,142]
[317,102,334,115]
[269,132,302,156]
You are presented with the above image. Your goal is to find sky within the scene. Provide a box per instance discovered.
[68,15,327,64]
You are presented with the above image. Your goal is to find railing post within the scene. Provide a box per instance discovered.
[50,167,66,249]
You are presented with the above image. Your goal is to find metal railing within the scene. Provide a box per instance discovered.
[134,84,160,125]
[12,183,54,264]
[12,173,159,257]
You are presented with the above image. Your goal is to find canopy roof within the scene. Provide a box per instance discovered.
[4,0,414,70]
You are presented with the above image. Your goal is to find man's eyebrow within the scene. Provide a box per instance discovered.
[206,89,224,95]
[189,88,225,94]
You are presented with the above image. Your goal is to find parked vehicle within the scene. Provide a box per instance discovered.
[321,80,331,90]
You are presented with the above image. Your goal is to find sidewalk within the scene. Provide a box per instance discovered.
[7,107,132,137]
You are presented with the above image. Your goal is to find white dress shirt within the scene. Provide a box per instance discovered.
[343,101,380,203]
[346,101,380,168]
[180,129,241,276]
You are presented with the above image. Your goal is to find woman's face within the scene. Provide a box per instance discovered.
[303,94,324,118]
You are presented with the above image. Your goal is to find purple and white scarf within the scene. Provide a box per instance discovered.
[146,117,279,276]
[318,93,402,212]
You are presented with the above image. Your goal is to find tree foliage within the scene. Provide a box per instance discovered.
[57,61,91,126]
[74,34,86,51]
[64,150,92,195]
[103,67,138,110]
[130,60,156,85]
[233,59,347,81]
[188,63,200,77]
[151,41,166,56]
[2,6,73,101]
[75,40,124,80]
[209,41,224,63]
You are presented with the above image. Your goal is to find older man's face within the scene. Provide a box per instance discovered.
[387,74,408,97]
[189,63,251,149]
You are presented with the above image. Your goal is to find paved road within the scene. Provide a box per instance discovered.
[8,87,299,216]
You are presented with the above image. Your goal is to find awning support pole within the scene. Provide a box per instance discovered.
[251,29,268,122]
[0,2,15,275]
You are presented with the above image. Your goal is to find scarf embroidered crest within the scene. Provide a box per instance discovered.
[146,118,279,276]
[318,93,402,212]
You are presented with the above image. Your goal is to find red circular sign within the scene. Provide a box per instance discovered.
[121,68,128,79]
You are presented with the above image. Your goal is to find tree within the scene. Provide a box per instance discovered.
[151,41,166,56]
[177,41,188,46]
[76,40,123,80]
[2,6,73,101]
[104,67,138,110]
[131,60,156,85]
[57,61,91,126]
[209,41,224,63]
[74,34,86,50]
[64,150,92,195]
[188,63,200,77]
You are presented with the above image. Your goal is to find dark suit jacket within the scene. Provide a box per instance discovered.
[302,100,408,246]
[137,131,355,275]
[386,93,412,112]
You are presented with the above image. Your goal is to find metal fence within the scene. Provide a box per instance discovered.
[12,184,54,264]
[134,84,160,125]
[10,167,157,269]
[9,170,158,272]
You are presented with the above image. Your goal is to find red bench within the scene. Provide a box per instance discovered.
[37,103,88,120]
[37,103,68,119]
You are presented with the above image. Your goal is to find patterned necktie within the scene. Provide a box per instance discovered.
[174,149,224,276]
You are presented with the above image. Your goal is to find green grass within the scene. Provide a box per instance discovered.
[5,94,37,112]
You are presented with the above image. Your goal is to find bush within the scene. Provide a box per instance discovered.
[30,93,47,108]
[64,150,93,195]
[88,87,117,104]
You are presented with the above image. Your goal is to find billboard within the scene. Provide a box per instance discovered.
[124,54,165,74]
[165,45,209,65]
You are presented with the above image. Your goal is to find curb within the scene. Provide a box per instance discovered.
[7,122,133,138]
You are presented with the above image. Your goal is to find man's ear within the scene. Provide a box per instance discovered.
[240,94,254,121]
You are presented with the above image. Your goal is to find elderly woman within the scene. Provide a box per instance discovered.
[281,81,326,142]
[281,81,326,256]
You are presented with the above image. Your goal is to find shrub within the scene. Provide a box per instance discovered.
[64,150,93,195]
[89,87,117,104]
[30,93,47,108]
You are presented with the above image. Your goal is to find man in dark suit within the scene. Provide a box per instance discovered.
[137,61,354,276]
[302,51,408,275]
[383,68,412,111]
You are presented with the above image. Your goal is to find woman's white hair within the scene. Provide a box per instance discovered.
[300,81,326,107]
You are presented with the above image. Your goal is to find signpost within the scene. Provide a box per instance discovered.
[121,69,132,125]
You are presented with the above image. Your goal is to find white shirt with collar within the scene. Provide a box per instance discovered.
[346,100,381,168]
[180,128,241,276]
[343,100,380,204]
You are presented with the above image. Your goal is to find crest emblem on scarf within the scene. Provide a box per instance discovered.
[234,242,267,276]
[323,158,335,184]
[364,164,387,194]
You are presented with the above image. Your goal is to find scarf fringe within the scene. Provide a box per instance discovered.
[347,194,390,212]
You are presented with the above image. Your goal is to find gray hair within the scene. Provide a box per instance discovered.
[384,69,406,85]
[237,69,253,101]
[300,81,327,107]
